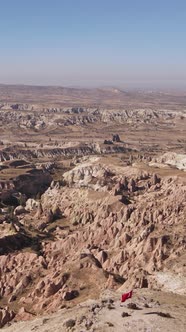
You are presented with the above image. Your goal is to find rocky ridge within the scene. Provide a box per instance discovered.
[0,108,185,131]
[0,144,131,162]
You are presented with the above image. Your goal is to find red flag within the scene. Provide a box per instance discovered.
[121,290,133,302]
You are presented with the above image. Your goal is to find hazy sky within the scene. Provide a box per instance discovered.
[0,0,186,89]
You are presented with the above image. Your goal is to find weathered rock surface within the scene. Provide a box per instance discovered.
[0,157,186,328]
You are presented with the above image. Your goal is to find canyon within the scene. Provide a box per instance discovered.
[0,85,186,331]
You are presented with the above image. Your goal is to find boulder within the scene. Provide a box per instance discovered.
[14,205,27,215]
[25,198,39,211]
[63,290,79,301]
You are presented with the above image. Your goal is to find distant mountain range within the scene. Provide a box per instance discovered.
[0,84,186,109]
